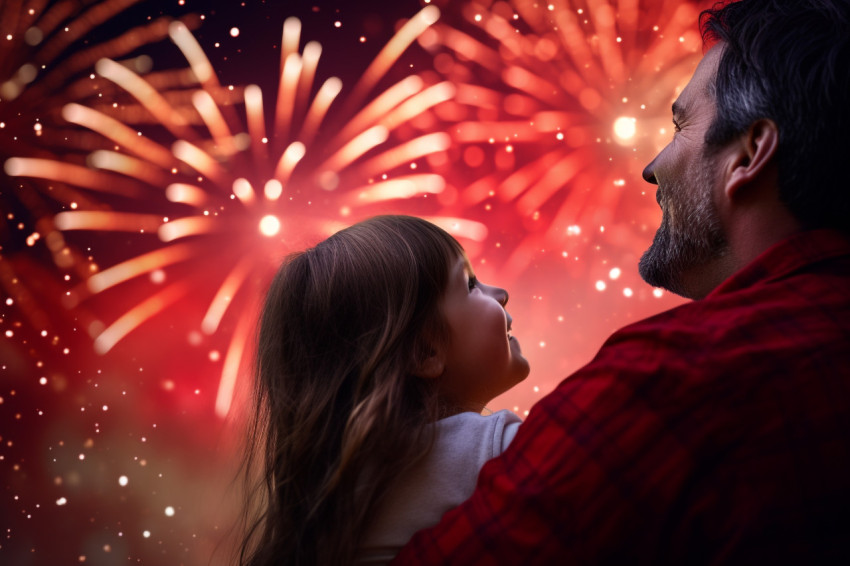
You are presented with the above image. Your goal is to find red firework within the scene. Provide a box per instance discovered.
[1,0,199,281]
[4,5,485,417]
[417,0,714,283]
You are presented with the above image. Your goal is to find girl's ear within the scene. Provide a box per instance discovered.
[414,351,444,379]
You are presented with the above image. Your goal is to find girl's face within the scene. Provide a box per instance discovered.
[436,254,530,413]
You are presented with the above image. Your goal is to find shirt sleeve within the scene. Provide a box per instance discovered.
[392,325,685,564]
[391,312,753,564]
[498,411,521,453]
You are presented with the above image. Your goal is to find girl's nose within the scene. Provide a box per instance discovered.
[483,283,508,306]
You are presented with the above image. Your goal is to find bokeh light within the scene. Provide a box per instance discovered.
[6,5,474,419]
[2,1,714,564]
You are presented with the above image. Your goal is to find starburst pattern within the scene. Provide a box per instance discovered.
[0,0,200,285]
[417,0,712,282]
[4,5,487,417]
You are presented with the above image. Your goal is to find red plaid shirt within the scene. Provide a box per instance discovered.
[394,229,850,565]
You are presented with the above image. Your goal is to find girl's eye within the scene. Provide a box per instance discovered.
[672,119,682,133]
[467,275,478,291]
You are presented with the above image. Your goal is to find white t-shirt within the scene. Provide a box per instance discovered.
[358,409,522,563]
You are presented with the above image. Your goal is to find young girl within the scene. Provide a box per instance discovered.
[239,215,529,565]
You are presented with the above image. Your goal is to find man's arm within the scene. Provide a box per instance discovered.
[393,321,701,564]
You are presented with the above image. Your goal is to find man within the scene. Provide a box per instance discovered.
[394,0,850,563]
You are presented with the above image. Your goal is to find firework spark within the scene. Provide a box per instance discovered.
[418,0,713,281]
[5,5,487,417]
[0,0,200,287]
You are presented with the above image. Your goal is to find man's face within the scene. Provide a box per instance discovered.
[638,45,730,299]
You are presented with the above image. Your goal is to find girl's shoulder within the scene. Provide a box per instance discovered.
[435,409,522,458]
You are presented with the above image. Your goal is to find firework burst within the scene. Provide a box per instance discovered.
[5,5,487,417]
[416,0,713,282]
[0,0,200,287]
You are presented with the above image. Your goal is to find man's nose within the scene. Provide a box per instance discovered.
[642,157,659,184]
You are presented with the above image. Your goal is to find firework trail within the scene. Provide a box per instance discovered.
[5,5,485,417]
[417,0,712,281]
[1,0,200,284]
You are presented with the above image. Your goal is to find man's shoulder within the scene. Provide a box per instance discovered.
[540,234,850,418]
[607,230,850,358]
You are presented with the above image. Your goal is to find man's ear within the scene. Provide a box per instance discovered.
[724,118,779,200]
[414,351,444,379]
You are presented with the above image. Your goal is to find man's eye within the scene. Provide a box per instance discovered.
[468,276,478,291]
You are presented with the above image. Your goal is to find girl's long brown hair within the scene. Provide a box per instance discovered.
[238,215,463,565]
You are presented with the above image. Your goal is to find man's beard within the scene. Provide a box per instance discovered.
[638,154,729,298]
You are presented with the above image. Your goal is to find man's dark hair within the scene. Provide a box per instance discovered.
[701,0,850,233]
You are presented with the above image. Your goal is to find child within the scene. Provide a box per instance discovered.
[239,215,530,565]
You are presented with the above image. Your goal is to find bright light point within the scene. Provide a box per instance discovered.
[609,267,622,280]
[623,288,634,297]
[259,215,281,237]
[150,270,166,284]
[474,14,482,22]
[595,280,607,291]
[613,116,637,140]
[164,506,175,517]
[119,475,129,486]
[39,377,47,385]
[56,497,67,506]
[613,179,626,187]
[143,531,151,538]
[264,179,283,200]
[209,350,221,362]
[230,27,240,37]
[653,288,665,298]
[232,178,254,202]
[566,225,581,236]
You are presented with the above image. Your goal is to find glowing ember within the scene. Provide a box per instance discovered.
[259,215,282,237]
[613,116,637,142]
